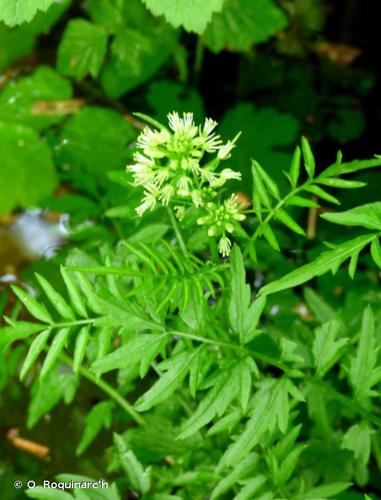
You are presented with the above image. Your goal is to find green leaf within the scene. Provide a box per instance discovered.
[204,0,288,53]
[142,0,225,33]
[0,122,57,214]
[304,288,336,323]
[36,273,75,320]
[40,328,70,379]
[301,136,315,178]
[261,223,280,251]
[211,453,258,500]
[57,19,108,79]
[20,330,51,380]
[135,349,200,411]
[0,66,72,131]
[317,177,366,189]
[26,488,73,499]
[27,368,74,427]
[179,281,206,333]
[92,333,168,376]
[302,482,352,499]
[275,209,305,236]
[370,238,381,267]
[0,0,56,26]
[61,267,88,318]
[0,322,46,346]
[178,363,243,439]
[320,203,381,231]
[56,106,135,183]
[253,161,280,200]
[286,195,319,208]
[234,476,267,500]
[11,285,52,323]
[312,320,349,377]
[304,185,340,205]
[349,306,381,399]
[101,26,176,98]
[289,146,301,189]
[323,156,381,177]
[114,434,151,494]
[341,422,374,466]
[275,444,306,486]
[76,401,113,455]
[259,233,377,296]
[73,326,91,374]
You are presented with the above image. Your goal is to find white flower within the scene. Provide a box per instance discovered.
[218,235,231,257]
[128,164,153,185]
[174,206,185,221]
[177,176,192,196]
[168,112,197,137]
[220,168,241,180]
[159,185,174,205]
[136,193,157,216]
[191,190,203,207]
[201,118,218,136]
[218,141,236,160]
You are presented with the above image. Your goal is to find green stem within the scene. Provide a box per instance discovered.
[194,37,205,83]
[167,206,187,255]
[59,352,145,426]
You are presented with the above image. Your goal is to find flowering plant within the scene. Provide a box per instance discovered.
[127,112,245,256]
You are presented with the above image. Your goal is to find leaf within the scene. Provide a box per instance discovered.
[312,320,348,377]
[370,238,381,267]
[0,66,73,131]
[179,281,206,332]
[57,19,108,79]
[261,223,280,251]
[304,288,336,323]
[61,267,88,318]
[135,349,200,411]
[304,184,340,205]
[73,326,91,374]
[76,401,113,455]
[302,482,352,499]
[322,157,381,177]
[259,233,377,296]
[211,453,258,500]
[11,286,52,323]
[275,444,306,486]
[341,422,374,466]
[26,488,72,499]
[36,273,75,320]
[220,103,299,191]
[301,136,315,178]
[286,195,319,208]
[92,333,168,376]
[101,26,176,98]
[56,106,135,183]
[27,368,74,427]
[229,246,251,342]
[0,122,57,214]
[178,363,243,439]
[234,476,267,500]
[142,0,225,33]
[40,328,70,379]
[114,434,151,493]
[0,322,46,346]
[0,0,56,26]
[317,177,365,189]
[20,330,51,380]
[275,209,305,236]
[289,146,301,189]
[320,203,381,231]
[349,306,381,399]
[204,0,288,53]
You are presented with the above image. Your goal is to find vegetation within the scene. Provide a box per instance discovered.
[0,1,380,499]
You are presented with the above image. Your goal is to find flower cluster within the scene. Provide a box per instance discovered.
[128,112,246,256]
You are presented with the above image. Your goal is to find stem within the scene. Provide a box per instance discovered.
[59,352,145,426]
[194,37,205,83]
[167,206,187,255]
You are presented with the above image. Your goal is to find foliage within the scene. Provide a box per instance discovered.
[0,1,380,499]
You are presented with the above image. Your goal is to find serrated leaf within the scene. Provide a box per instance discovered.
[91,333,168,376]
[0,321,46,346]
[76,401,113,456]
[0,0,56,26]
[234,476,267,500]
[73,326,91,374]
[259,233,377,296]
[114,434,151,493]
[61,267,88,318]
[303,482,352,499]
[36,273,75,320]
[276,209,305,236]
[20,329,51,380]
[301,137,315,178]
[135,349,200,411]
[204,0,287,53]
[11,286,52,323]
[179,281,206,332]
[40,328,70,379]
[341,422,374,466]
[312,320,348,377]
[211,453,258,500]
[320,202,381,231]
[276,444,306,486]
[142,0,225,33]
[322,156,381,177]
[349,306,381,399]
[57,19,108,79]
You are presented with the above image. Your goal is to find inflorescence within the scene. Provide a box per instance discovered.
[127,112,246,256]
